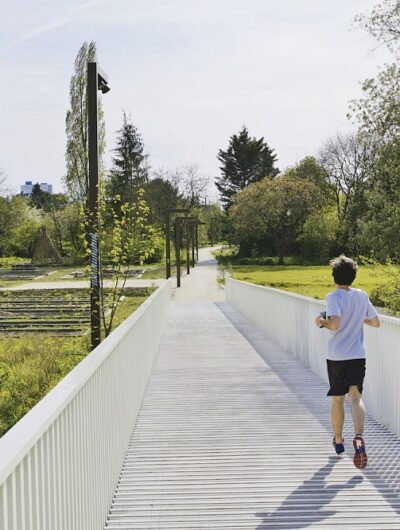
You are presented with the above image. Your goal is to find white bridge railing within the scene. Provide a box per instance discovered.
[226,278,400,437]
[0,280,171,530]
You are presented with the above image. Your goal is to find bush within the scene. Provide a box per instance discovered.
[370,266,400,314]
[0,337,87,437]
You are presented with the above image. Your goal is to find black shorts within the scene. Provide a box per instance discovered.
[326,359,366,396]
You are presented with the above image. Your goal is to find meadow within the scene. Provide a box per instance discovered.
[229,264,388,302]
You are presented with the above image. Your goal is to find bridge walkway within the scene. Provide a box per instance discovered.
[105,249,400,529]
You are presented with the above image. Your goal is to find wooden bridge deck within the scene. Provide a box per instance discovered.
[105,299,400,529]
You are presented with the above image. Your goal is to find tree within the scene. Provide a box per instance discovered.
[230,175,321,262]
[157,165,209,207]
[98,189,163,336]
[42,194,72,255]
[64,41,105,201]
[216,126,279,209]
[285,156,327,187]
[107,111,149,211]
[143,176,181,228]
[355,0,400,53]
[346,3,400,259]
[349,64,400,144]
[318,133,377,250]
[0,168,8,197]
[30,183,52,210]
[178,165,209,207]
[8,197,43,258]
[351,138,400,259]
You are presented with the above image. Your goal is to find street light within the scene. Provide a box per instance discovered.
[165,208,189,279]
[88,61,110,350]
[210,217,219,246]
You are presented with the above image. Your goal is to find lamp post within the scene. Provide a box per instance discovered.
[87,61,110,350]
[210,217,219,247]
[191,222,195,268]
[166,208,189,279]
[174,216,188,287]
[195,221,206,261]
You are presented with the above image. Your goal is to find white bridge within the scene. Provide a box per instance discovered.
[1,249,400,529]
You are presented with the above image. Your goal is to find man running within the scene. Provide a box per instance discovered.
[315,255,380,468]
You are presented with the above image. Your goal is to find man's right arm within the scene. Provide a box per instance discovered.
[364,293,380,328]
[364,316,380,328]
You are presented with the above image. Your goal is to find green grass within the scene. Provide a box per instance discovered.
[0,287,152,437]
[230,264,387,300]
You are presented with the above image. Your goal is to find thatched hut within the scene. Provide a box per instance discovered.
[32,226,62,265]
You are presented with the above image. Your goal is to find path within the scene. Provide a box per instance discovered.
[104,248,400,529]
[1,278,165,291]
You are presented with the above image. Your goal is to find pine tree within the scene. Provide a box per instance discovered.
[107,111,149,210]
[216,126,279,208]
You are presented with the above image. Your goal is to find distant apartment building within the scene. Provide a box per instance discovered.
[20,181,53,196]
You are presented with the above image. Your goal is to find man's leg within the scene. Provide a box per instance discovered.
[331,395,345,443]
[348,385,365,435]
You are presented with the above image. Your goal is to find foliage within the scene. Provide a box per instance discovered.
[368,260,400,314]
[297,206,339,260]
[7,198,42,258]
[143,176,181,228]
[0,336,87,437]
[349,63,400,143]
[0,257,28,268]
[65,41,106,201]
[318,132,377,251]
[230,174,324,263]
[30,184,53,210]
[349,3,400,260]
[354,0,400,54]
[97,189,163,336]
[216,126,279,209]
[107,111,149,212]
[155,165,209,208]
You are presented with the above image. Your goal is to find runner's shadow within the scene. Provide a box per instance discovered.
[256,456,363,529]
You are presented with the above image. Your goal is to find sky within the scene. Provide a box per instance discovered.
[0,0,391,197]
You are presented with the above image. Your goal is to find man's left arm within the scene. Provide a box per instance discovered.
[315,315,341,330]
[315,292,341,330]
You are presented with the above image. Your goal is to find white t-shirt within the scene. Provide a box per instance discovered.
[325,288,378,361]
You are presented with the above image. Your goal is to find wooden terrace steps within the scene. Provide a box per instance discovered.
[104,300,400,529]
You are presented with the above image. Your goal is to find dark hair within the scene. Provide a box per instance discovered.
[329,255,358,285]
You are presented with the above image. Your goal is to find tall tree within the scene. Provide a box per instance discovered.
[107,111,149,209]
[349,1,400,258]
[318,133,377,250]
[216,126,279,209]
[143,176,181,229]
[64,41,105,202]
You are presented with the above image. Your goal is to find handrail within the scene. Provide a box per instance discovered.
[226,277,400,437]
[0,279,171,530]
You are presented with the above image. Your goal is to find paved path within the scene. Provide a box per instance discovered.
[171,247,225,302]
[105,249,400,529]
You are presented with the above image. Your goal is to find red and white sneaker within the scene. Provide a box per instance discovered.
[353,434,368,469]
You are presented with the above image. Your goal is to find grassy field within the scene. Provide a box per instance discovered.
[229,264,387,300]
[0,287,152,437]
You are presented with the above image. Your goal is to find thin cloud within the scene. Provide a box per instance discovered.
[1,0,106,54]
